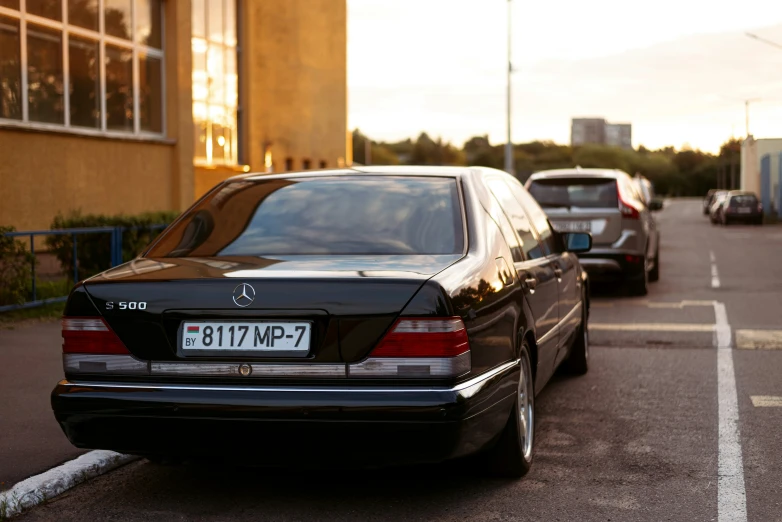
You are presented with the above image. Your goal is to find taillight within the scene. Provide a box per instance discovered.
[62,317,129,354]
[348,317,471,378]
[61,317,147,376]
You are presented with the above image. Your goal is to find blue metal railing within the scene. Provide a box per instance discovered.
[0,225,167,313]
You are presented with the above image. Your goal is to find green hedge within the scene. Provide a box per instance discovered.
[0,226,35,306]
[45,210,179,282]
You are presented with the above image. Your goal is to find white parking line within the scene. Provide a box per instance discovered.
[710,250,720,288]
[750,396,782,407]
[714,301,747,522]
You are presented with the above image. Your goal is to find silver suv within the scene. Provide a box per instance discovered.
[525,168,661,295]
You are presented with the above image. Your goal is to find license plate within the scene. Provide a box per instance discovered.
[553,221,591,232]
[181,321,311,356]
[738,208,751,214]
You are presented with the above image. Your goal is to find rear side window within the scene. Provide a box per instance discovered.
[528,177,619,209]
[487,179,545,260]
[146,176,465,256]
[505,179,561,256]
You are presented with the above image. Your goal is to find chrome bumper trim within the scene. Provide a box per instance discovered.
[57,359,519,396]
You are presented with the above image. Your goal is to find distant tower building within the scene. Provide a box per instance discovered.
[571,118,632,150]
[605,123,632,150]
[571,118,606,147]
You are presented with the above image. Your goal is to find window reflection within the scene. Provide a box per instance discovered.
[68,36,100,128]
[139,52,162,132]
[27,0,61,21]
[68,0,99,31]
[105,45,133,131]
[27,24,64,124]
[0,16,21,120]
[104,0,131,40]
[136,0,161,48]
[193,0,238,166]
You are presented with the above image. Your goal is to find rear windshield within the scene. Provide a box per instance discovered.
[730,195,758,205]
[528,177,618,209]
[145,176,465,256]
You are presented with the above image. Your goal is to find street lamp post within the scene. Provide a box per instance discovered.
[745,98,761,137]
[504,0,513,175]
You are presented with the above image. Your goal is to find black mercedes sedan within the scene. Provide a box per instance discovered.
[52,166,592,477]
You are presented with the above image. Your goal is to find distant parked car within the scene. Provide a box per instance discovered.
[709,192,728,224]
[526,167,661,296]
[720,191,763,225]
[703,189,720,215]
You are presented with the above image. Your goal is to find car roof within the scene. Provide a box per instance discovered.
[727,191,757,197]
[528,167,630,181]
[230,165,505,183]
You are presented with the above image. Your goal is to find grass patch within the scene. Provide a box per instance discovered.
[0,279,71,328]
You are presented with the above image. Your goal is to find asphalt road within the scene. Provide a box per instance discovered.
[0,322,84,488]
[11,199,782,521]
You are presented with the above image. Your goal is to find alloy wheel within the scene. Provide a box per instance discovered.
[518,351,535,460]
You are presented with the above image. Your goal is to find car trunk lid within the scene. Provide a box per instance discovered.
[83,255,462,363]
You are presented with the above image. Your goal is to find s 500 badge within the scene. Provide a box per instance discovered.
[106,301,147,310]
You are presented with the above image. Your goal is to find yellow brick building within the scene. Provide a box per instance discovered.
[0,0,348,231]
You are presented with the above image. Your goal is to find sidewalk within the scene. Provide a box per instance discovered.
[0,321,84,488]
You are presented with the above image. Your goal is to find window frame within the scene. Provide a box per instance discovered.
[0,0,165,139]
[503,177,561,257]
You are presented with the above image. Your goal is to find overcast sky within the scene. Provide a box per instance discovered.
[347,0,782,152]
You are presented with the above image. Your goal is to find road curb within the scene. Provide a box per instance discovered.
[0,451,137,519]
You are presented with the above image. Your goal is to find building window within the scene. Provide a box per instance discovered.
[319,160,327,169]
[285,157,293,171]
[192,0,237,166]
[0,0,164,135]
[302,159,311,170]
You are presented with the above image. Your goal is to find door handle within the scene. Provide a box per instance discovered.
[554,268,563,278]
[524,278,538,291]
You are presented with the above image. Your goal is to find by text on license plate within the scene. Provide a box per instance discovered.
[554,221,591,232]
[738,208,751,214]
[181,321,311,355]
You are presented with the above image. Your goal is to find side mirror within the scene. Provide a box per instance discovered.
[563,232,592,254]
[648,198,664,211]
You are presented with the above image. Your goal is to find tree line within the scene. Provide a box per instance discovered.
[352,130,742,197]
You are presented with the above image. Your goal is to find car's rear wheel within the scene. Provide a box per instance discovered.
[563,299,589,375]
[482,341,534,478]
[649,246,660,283]
[628,260,648,296]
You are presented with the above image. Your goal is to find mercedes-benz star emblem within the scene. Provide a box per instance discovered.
[232,283,256,307]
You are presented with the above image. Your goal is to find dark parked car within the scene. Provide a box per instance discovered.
[52,166,592,477]
[719,191,763,225]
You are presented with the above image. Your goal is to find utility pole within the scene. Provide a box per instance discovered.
[504,0,513,175]
[745,98,761,137]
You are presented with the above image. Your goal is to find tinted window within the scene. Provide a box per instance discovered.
[528,177,618,209]
[729,195,758,206]
[506,179,561,256]
[487,179,544,260]
[146,176,465,256]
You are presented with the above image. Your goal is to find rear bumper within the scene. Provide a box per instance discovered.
[577,249,646,281]
[52,362,519,467]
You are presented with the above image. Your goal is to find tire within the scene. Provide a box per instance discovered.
[563,299,589,375]
[649,247,660,283]
[482,341,535,478]
[723,216,730,226]
[628,260,648,296]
